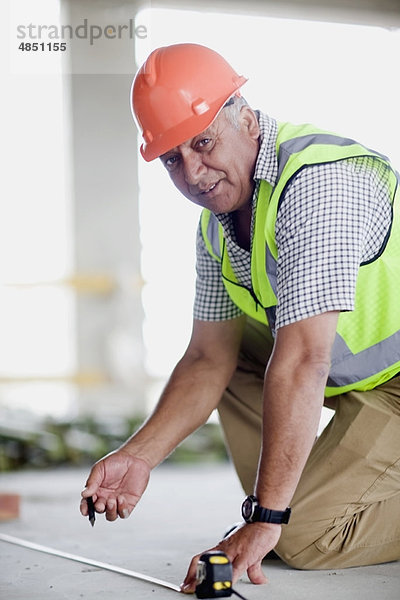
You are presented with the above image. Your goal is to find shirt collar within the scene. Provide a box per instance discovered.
[253,111,278,186]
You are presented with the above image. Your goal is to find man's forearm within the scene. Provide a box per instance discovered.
[254,313,338,509]
[120,351,236,468]
[255,358,330,509]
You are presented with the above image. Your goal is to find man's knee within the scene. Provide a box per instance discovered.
[276,514,359,570]
[276,525,351,570]
[276,510,400,570]
[275,527,323,570]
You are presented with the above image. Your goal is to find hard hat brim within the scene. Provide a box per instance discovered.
[139,82,247,162]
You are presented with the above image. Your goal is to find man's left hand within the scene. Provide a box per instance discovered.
[180,522,282,593]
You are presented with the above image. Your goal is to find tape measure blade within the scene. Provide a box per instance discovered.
[0,533,181,593]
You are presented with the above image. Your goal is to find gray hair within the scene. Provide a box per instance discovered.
[223,95,249,128]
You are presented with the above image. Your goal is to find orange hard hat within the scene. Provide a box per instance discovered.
[131,43,248,162]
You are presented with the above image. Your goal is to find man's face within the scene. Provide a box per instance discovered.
[159,106,260,214]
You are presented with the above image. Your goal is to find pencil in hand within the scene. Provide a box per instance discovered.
[87,496,95,527]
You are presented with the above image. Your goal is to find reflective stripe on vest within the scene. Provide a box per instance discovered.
[200,121,400,395]
[327,328,400,388]
[277,133,390,180]
[201,209,222,262]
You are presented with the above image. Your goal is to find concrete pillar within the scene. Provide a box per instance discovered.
[61,0,147,417]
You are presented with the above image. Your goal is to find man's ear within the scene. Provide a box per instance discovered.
[240,107,260,140]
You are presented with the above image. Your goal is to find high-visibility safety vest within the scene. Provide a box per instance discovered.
[200,122,400,397]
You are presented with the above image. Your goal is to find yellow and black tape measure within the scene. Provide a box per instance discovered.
[195,551,249,600]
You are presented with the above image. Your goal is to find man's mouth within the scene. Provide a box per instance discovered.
[201,181,219,195]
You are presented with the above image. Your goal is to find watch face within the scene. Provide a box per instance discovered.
[241,496,256,522]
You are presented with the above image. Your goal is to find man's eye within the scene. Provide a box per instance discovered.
[198,138,211,148]
[165,155,179,169]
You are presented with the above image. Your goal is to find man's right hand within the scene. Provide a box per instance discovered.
[80,450,151,522]
[79,319,245,524]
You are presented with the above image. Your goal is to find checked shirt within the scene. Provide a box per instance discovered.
[193,111,392,331]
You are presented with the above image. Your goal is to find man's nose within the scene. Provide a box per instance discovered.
[182,151,206,187]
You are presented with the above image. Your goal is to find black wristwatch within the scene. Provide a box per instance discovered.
[241,495,291,524]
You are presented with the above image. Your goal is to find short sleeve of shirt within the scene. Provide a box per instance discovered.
[193,221,243,321]
[274,156,392,330]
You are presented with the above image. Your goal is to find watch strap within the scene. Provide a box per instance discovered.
[254,505,291,524]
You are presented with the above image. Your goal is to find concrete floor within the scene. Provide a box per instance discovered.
[0,463,399,600]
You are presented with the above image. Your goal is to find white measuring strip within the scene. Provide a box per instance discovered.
[0,533,181,593]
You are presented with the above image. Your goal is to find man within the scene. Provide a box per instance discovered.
[80,43,400,589]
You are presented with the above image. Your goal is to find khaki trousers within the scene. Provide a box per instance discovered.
[217,317,400,569]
